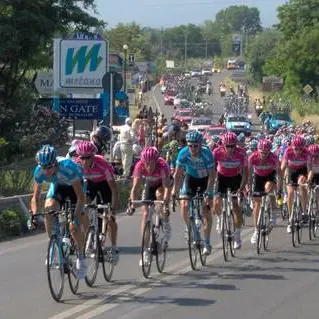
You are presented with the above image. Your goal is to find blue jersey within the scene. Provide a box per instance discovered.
[34,157,83,186]
[176,146,214,178]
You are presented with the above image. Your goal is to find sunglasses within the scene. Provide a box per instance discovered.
[225,145,236,148]
[79,156,92,160]
[188,144,200,148]
[41,164,54,170]
[260,151,269,155]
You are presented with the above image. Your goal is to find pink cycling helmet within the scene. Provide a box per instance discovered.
[140,146,159,162]
[292,135,306,148]
[258,139,272,152]
[76,141,97,157]
[308,144,319,156]
[223,132,237,145]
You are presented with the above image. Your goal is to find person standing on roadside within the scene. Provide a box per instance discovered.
[119,118,134,178]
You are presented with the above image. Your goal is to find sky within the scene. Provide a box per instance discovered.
[94,0,287,29]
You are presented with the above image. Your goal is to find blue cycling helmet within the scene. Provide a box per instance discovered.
[212,135,219,143]
[186,130,203,143]
[36,145,57,166]
[256,132,265,140]
[237,133,245,143]
[275,137,282,146]
[250,139,258,150]
[306,135,315,146]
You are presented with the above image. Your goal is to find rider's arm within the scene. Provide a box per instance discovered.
[30,182,41,214]
[72,179,85,219]
[130,177,142,201]
[173,167,184,194]
[108,178,119,209]
[240,155,248,189]
[162,176,172,205]
[206,168,216,194]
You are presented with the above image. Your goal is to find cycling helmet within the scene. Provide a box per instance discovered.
[291,135,306,148]
[258,139,272,152]
[77,141,97,157]
[237,133,245,143]
[186,130,203,143]
[250,139,258,150]
[256,132,265,140]
[275,137,282,146]
[212,135,219,143]
[223,132,237,145]
[306,135,315,146]
[140,146,159,162]
[91,126,112,143]
[36,145,57,166]
[308,144,319,156]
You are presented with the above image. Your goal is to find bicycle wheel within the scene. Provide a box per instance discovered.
[263,209,271,251]
[155,220,167,273]
[188,218,198,270]
[101,222,114,282]
[291,210,298,248]
[84,226,99,287]
[256,209,263,254]
[67,242,79,295]
[228,210,235,257]
[221,211,229,261]
[47,235,64,302]
[297,210,303,245]
[141,221,153,278]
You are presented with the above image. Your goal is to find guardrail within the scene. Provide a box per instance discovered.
[0,178,128,215]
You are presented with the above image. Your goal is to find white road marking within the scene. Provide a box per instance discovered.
[49,227,253,319]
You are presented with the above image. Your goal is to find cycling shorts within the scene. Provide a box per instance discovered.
[288,167,307,185]
[48,184,77,205]
[312,174,319,185]
[253,171,276,196]
[142,183,162,201]
[86,180,112,206]
[216,173,241,195]
[180,175,208,198]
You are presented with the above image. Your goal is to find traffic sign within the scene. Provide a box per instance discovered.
[303,84,313,95]
[129,54,134,66]
[34,72,53,95]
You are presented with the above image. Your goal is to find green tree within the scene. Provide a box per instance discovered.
[0,0,103,164]
[246,30,281,83]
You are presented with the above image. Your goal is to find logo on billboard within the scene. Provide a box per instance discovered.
[65,44,103,75]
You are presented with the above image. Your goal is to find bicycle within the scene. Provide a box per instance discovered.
[307,184,319,240]
[173,189,208,270]
[34,200,79,302]
[254,191,273,254]
[290,183,306,247]
[84,202,115,286]
[220,189,236,261]
[129,200,167,279]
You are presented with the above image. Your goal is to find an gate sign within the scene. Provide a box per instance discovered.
[59,98,103,119]
[54,34,108,89]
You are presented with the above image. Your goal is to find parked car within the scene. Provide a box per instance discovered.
[225,114,251,136]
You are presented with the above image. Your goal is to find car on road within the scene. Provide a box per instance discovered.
[212,63,221,73]
[201,68,212,76]
[189,117,213,133]
[266,113,293,133]
[191,69,202,77]
[225,114,251,136]
[164,94,174,105]
[174,109,193,124]
[203,125,227,142]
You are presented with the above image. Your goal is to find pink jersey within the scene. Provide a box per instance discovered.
[133,157,170,186]
[283,146,309,170]
[308,156,319,174]
[75,155,114,183]
[248,151,279,176]
[213,146,247,177]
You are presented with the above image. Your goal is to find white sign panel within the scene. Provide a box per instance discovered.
[34,71,53,94]
[166,60,175,68]
[54,38,107,89]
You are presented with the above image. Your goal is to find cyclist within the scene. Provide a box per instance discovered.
[248,139,282,244]
[172,131,215,255]
[281,135,310,233]
[90,125,113,156]
[30,145,87,278]
[213,132,248,249]
[129,146,172,266]
[76,141,120,264]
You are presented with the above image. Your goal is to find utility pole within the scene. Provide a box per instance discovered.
[184,31,187,65]
[205,39,208,59]
[160,27,163,59]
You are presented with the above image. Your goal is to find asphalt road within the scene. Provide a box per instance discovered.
[1,72,319,319]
